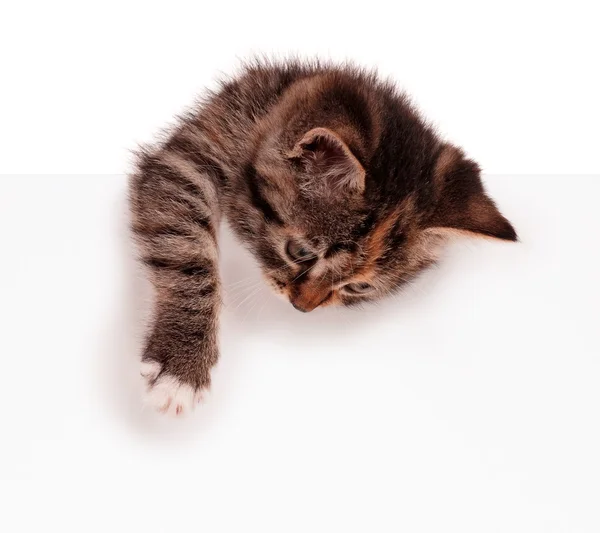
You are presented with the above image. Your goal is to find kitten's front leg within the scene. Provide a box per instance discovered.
[139,272,220,415]
[129,151,221,415]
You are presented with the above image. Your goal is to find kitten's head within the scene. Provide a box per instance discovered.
[235,73,516,312]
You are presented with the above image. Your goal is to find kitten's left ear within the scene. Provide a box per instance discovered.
[287,127,366,193]
[427,144,517,241]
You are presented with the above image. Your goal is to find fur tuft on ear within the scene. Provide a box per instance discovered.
[428,144,517,241]
[287,127,366,193]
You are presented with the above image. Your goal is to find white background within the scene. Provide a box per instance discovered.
[1,1,599,532]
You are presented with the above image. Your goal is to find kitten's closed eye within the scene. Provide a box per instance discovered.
[286,240,317,262]
[342,282,374,295]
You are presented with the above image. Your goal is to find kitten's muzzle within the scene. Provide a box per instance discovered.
[291,301,310,313]
[289,287,332,313]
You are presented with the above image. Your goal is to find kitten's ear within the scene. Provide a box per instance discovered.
[287,127,366,192]
[427,144,517,241]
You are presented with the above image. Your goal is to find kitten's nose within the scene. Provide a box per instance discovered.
[289,289,331,313]
[290,294,319,312]
[291,302,309,313]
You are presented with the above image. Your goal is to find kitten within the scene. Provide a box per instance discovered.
[129,60,516,415]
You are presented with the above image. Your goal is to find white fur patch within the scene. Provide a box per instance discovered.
[141,362,202,416]
[140,360,161,381]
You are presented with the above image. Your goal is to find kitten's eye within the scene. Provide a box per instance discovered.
[286,240,317,262]
[343,282,374,295]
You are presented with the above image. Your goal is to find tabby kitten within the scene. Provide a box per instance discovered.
[129,60,516,415]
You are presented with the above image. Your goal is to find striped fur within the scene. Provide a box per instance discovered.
[129,59,516,413]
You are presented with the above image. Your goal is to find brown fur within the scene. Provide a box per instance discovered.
[129,59,516,401]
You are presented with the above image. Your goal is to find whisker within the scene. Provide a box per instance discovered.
[232,284,264,310]
[227,274,262,289]
[226,278,265,303]
[242,287,264,323]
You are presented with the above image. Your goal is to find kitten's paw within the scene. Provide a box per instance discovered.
[140,361,203,416]
[140,360,162,382]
